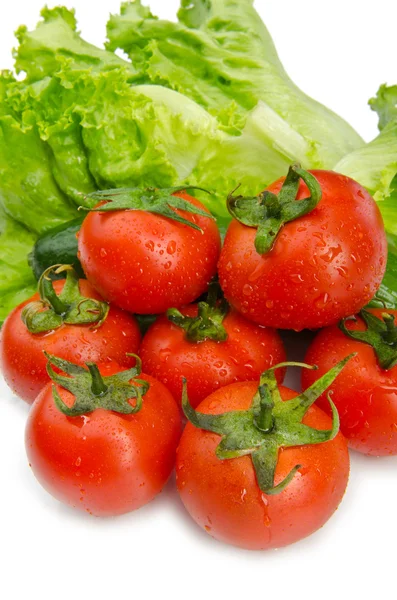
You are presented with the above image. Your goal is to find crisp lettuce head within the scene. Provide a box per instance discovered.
[106,0,364,166]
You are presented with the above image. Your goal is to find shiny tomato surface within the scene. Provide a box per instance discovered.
[26,365,181,516]
[218,171,387,331]
[177,382,349,550]
[303,309,397,456]
[0,280,140,403]
[140,305,286,408]
[78,192,221,314]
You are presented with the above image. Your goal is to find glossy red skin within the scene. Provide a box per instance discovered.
[302,309,397,456]
[177,382,349,550]
[26,364,181,516]
[0,280,141,404]
[218,171,387,331]
[140,305,287,408]
[78,192,221,314]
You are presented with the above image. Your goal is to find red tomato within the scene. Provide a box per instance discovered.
[0,280,141,404]
[140,306,286,408]
[176,382,349,550]
[302,309,397,456]
[78,191,221,314]
[26,364,181,516]
[218,171,387,331]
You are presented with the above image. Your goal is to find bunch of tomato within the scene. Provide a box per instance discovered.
[1,167,396,551]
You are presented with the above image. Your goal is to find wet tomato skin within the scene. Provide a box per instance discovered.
[26,365,181,516]
[218,171,387,331]
[302,309,397,456]
[140,305,286,408]
[176,382,349,550]
[0,280,141,404]
[78,192,221,314]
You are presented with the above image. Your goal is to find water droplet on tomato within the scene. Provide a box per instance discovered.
[320,245,342,263]
[167,240,177,255]
[337,266,348,278]
[314,293,330,309]
[290,273,304,284]
[248,262,267,282]
[312,232,327,247]
[159,348,171,362]
[243,283,254,296]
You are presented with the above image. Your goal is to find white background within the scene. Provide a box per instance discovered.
[0,1,396,599]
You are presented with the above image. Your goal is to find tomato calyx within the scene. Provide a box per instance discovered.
[21,265,109,334]
[81,186,214,231]
[340,309,397,370]
[227,164,322,254]
[167,280,229,343]
[183,355,354,495]
[45,353,149,417]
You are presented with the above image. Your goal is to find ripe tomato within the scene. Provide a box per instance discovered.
[302,309,397,456]
[177,381,349,550]
[0,279,140,404]
[78,189,221,314]
[140,304,286,408]
[218,169,387,331]
[26,360,181,516]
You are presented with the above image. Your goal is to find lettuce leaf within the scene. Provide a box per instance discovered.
[0,206,37,324]
[14,6,135,82]
[106,0,364,166]
[0,71,77,234]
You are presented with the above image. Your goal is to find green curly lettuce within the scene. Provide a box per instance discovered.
[106,0,364,165]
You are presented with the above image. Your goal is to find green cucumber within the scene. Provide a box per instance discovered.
[28,217,85,280]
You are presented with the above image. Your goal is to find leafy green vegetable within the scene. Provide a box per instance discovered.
[106,0,363,167]
[369,84,397,131]
[0,206,37,324]
[14,6,134,82]
[0,72,77,235]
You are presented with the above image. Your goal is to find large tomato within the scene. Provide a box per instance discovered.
[302,309,397,456]
[177,361,350,550]
[78,189,221,314]
[218,168,387,331]
[0,276,140,404]
[140,304,286,408]
[26,358,181,516]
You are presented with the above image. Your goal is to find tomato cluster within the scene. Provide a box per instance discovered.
[1,168,395,551]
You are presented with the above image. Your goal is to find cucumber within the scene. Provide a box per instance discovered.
[28,217,85,280]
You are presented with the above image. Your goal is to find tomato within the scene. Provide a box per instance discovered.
[176,380,349,550]
[0,278,140,404]
[26,359,181,516]
[140,304,286,408]
[78,189,221,314]
[302,309,397,456]
[218,169,387,331]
